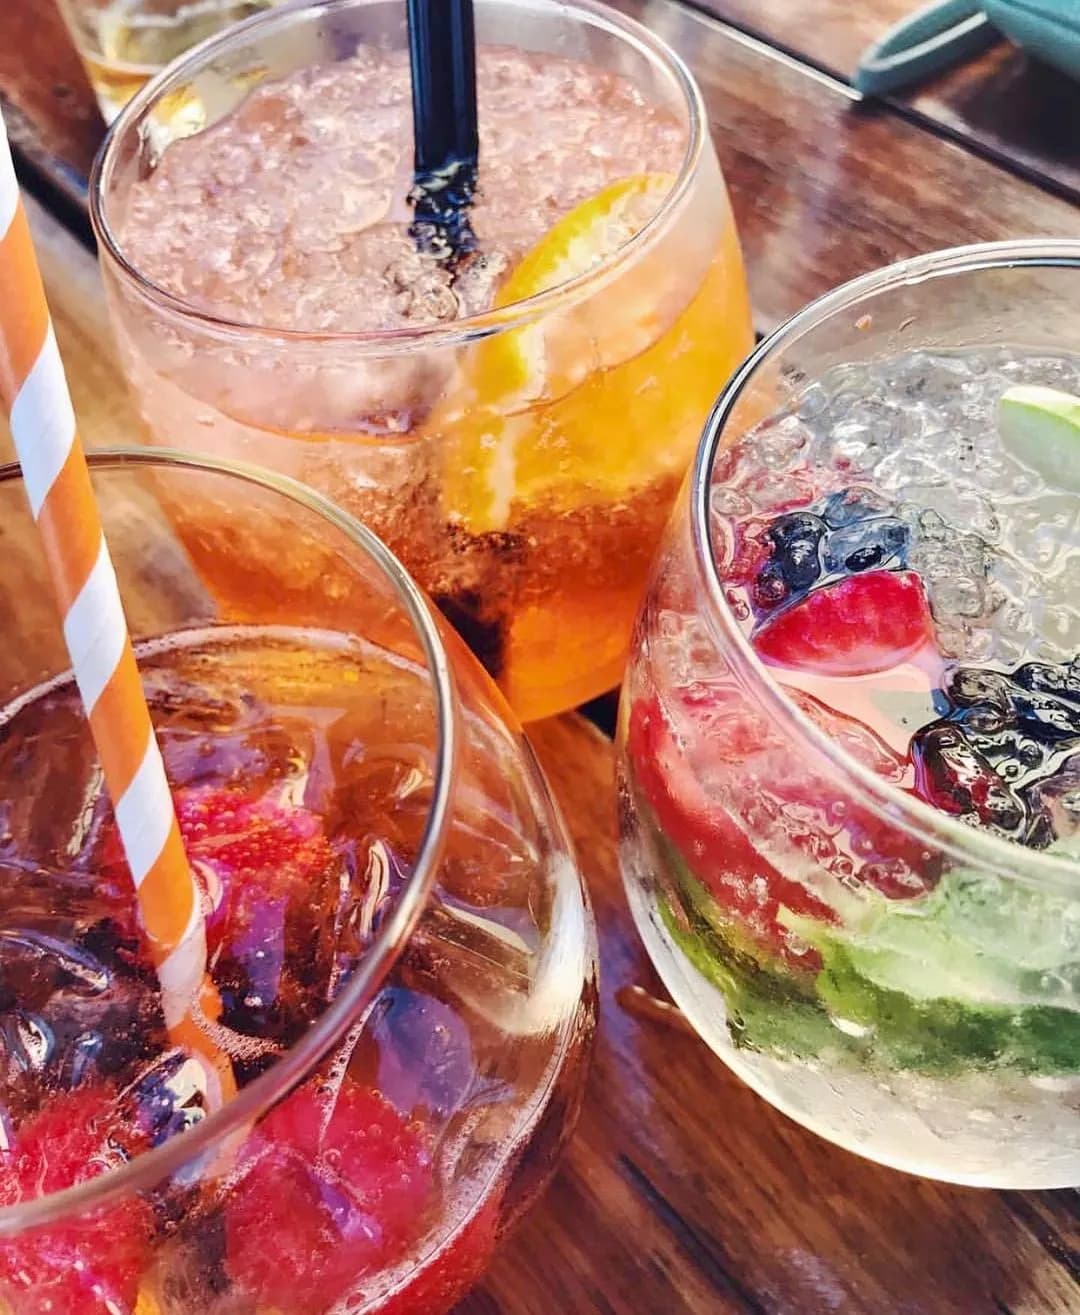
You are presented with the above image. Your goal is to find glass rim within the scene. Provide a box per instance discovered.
[691,238,1080,896]
[89,0,707,352]
[0,446,460,1232]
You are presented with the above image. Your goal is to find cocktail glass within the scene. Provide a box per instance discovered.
[90,0,753,722]
[54,0,286,123]
[618,241,1080,1188]
[0,449,595,1314]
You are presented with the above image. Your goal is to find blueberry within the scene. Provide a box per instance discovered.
[823,517,909,575]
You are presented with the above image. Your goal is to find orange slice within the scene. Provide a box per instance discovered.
[437,172,701,532]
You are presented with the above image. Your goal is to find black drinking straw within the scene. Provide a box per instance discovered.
[407,0,479,267]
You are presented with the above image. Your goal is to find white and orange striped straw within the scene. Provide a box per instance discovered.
[0,112,232,1105]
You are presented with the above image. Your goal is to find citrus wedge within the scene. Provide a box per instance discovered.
[475,171,678,407]
[999,384,1080,492]
[437,182,752,533]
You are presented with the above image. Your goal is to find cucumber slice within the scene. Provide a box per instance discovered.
[998,384,1080,492]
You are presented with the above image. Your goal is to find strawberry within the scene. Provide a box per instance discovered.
[627,690,834,964]
[377,1194,501,1315]
[753,570,934,677]
[102,786,342,1040]
[628,678,939,963]
[170,786,336,940]
[224,1078,432,1315]
[0,1086,152,1315]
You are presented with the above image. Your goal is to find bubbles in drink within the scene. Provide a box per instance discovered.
[0,624,588,1313]
[620,341,1080,1187]
[119,46,685,334]
[713,348,1080,672]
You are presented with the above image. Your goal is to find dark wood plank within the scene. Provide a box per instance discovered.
[685,0,1080,199]
[0,0,102,181]
[5,99,1080,1315]
[613,0,1080,333]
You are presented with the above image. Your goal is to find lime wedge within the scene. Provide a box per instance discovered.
[998,384,1080,492]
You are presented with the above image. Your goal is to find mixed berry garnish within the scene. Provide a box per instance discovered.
[754,569,935,677]
[732,485,934,678]
[633,481,1080,970]
[748,485,910,617]
[102,786,352,1049]
[0,1085,152,1315]
[224,1077,433,1315]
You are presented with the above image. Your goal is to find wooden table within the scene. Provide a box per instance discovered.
[2,2,1079,1311]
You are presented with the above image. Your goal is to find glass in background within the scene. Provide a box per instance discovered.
[54,0,284,121]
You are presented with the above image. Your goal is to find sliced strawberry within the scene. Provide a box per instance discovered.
[224,1078,432,1315]
[0,1086,152,1315]
[627,675,939,964]
[753,570,935,677]
[627,691,833,965]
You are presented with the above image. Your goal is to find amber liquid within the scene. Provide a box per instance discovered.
[108,40,754,719]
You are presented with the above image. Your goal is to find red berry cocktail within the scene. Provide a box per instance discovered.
[0,452,595,1314]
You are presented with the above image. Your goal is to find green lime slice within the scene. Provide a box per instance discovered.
[998,384,1080,492]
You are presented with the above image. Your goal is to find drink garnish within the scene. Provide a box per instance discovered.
[0,1086,152,1315]
[104,786,347,1042]
[999,384,1080,491]
[224,1078,432,1314]
[438,173,677,534]
[910,659,1080,846]
[778,837,1080,1076]
[754,570,935,677]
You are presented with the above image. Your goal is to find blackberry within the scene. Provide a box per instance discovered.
[911,658,1080,846]
[752,512,827,611]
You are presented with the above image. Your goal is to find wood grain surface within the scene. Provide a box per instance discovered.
[621,0,1080,335]
[686,0,1080,200]
[5,178,1080,1315]
[0,0,102,213]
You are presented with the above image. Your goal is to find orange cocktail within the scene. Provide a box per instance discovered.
[92,0,753,720]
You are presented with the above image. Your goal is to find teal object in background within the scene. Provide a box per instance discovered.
[855,0,1080,95]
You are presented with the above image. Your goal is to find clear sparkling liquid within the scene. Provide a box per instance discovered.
[714,348,1080,672]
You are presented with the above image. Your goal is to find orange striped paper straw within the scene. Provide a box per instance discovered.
[0,112,231,1105]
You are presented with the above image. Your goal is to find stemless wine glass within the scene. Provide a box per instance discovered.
[619,242,1080,1189]
[0,450,595,1315]
[55,0,287,122]
[90,0,753,722]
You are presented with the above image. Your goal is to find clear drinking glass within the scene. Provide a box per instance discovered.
[618,241,1080,1188]
[0,450,595,1314]
[90,0,753,723]
[55,0,286,122]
